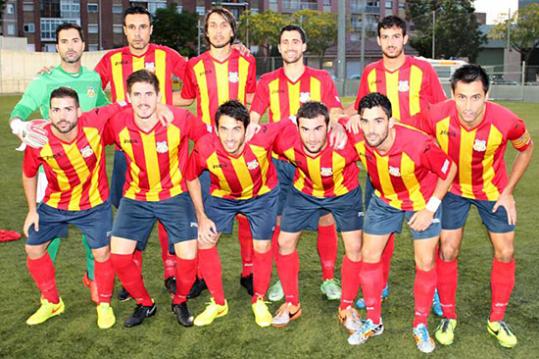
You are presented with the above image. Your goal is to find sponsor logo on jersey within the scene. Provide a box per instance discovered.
[80,145,94,158]
[156,141,169,154]
[473,139,487,152]
[321,167,333,177]
[145,62,155,71]
[229,71,239,83]
[247,159,259,170]
[398,80,410,92]
[389,166,401,177]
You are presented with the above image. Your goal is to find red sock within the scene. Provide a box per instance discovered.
[158,222,176,279]
[277,251,300,305]
[110,253,153,306]
[436,254,458,319]
[360,261,383,323]
[317,223,338,280]
[340,256,362,310]
[413,267,437,327]
[27,253,59,304]
[237,215,254,277]
[94,258,114,304]
[490,258,515,322]
[381,233,395,287]
[198,247,225,305]
[133,249,143,269]
[173,257,197,305]
[271,224,281,263]
[252,249,273,302]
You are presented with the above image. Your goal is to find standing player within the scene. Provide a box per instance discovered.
[177,8,257,295]
[269,102,363,334]
[22,87,121,329]
[186,100,285,327]
[10,23,109,303]
[95,6,188,296]
[108,70,206,328]
[250,25,343,302]
[346,93,456,353]
[346,15,447,311]
[412,65,533,348]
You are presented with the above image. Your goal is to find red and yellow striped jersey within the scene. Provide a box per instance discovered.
[23,105,121,210]
[106,106,207,202]
[180,49,257,125]
[354,56,446,123]
[414,100,532,201]
[273,123,360,198]
[350,123,452,211]
[186,122,286,200]
[95,44,186,104]
[251,66,342,123]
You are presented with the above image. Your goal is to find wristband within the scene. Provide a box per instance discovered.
[426,196,441,213]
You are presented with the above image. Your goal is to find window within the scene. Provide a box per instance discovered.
[148,0,166,15]
[398,1,406,9]
[24,23,35,33]
[112,5,123,14]
[23,2,34,11]
[88,3,98,12]
[176,5,183,13]
[41,18,80,41]
[196,6,205,15]
[88,44,99,51]
[385,1,393,9]
[7,24,16,35]
[113,24,123,34]
[6,4,15,15]
[88,24,98,34]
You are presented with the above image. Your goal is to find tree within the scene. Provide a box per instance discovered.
[152,5,198,57]
[291,10,337,60]
[238,10,289,57]
[406,0,486,62]
[491,4,539,64]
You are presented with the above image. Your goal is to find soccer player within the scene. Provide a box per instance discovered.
[22,87,121,329]
[10,23,109,303]
[411,65,533,348]
[186,100,286,327]
[177,8,257,296]
[250,25,343,302]
[346,15,447,311]
[95,6,188,297]
[269,102,363,333]
[108,70,206,328]
[345,93,456,353]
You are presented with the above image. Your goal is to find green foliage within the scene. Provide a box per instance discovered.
[152,5,198,57]
[406,0,486,62]
[291,10,337,57]
[238,11,290,54]
[491,4,539,62]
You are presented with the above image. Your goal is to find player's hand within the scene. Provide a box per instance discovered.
[346,113,361,134]
[408,209,434,232]
[493,191,516,225]
[23,210,39,237]
[11,119,48,149]
[37,66,55,75]
[328,122,348,149]
[198,216,218,245]
[231,42,250,56]
[245,122,261,142]
[156,104,174,127]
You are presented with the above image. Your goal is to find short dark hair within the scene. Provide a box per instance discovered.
[50,87,80,107]
[279,25,307,44]
[126,69,160,94]
[123,6,152,26]
[450,64,490,93]
[215,100,250,129]
[377,15,407,37]
[358,93,392,119]
[55,23,84,44]
[204,8,237,45]
[296,101,330,126]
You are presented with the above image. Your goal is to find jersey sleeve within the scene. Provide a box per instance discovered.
[272,120,298,156]
[94,55,111,90]
[95,85,111,107]
[246,56,257,94]
[354,67,372,110]
[250,78,270,115]
[180,62,197,100]
[322,75,342,109]
[10,78,46,120]
[22,147,40,177]
[168,47,187,81]
[507,116,532,152]
[184,110,208,141]
[185,141,208,181]
[424,63,447,104]
[420,139,452,180]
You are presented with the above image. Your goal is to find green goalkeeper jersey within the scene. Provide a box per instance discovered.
[10,65,109,121]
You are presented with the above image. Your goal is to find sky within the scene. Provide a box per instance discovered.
[473,0,519,24]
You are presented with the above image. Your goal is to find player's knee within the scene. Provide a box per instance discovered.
[92,246,110,262]
[494,247,514,262]
[277,238,295,254]
[253,240,271,253]
[440,243,459,261]
[415,254,435,271]
[361,247,382,263]
[25,244,46,259]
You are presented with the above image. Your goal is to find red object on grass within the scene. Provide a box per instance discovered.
[0,230,22,242]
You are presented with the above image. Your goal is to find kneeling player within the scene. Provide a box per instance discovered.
[186,100,284,327]
[22,88,120,329]
[346,93,456,353]
[270,102,363,333]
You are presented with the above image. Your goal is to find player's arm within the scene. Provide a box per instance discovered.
[344,70,370,133]
[21,149,40,236]
[246,111,263,142]
[9,79,48,147]
[174,62,196,107]
[94,55,111,90]
[408,143,457,232]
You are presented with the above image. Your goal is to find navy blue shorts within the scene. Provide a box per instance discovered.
[112,193,198,249]
[27,201,112,249]
[206,189,279,240]
[110,150,127,208]
[281,187,363,233]
[274,158,325,230]
[364,195,441,240]
[441,192,515,233]
[364,176,375,210]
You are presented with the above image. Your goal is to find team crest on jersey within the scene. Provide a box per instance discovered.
[398,80,410,92]
[156,141,169,154]
[300,92,311,103]
[321,167,333,177]
[473,139,487,152]
[389,166,401,177]
[145,62,155,71]
[247,159,259,170]
[80,145,94,158]
[86,87,96,98]
[229,72,239,83]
